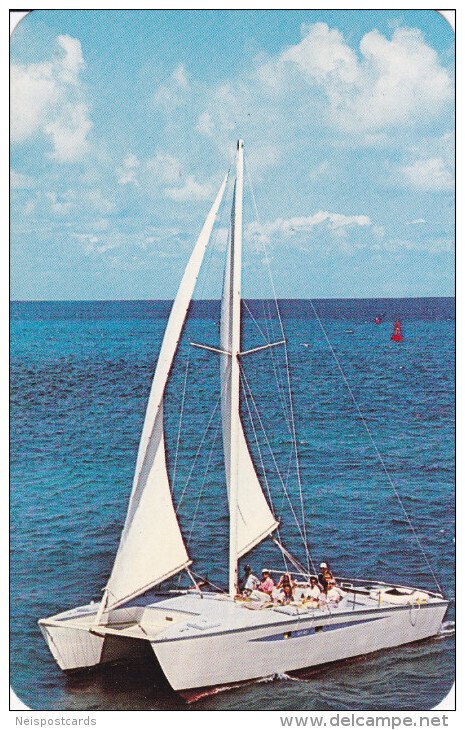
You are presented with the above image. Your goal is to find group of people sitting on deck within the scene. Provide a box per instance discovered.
[240,562,345,608]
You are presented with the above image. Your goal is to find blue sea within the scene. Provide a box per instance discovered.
[10,298,455,711]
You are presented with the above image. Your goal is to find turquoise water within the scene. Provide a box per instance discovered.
[10,298,455,710]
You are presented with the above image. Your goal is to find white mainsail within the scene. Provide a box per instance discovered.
[220,142,278,595]
[104,175,228,611]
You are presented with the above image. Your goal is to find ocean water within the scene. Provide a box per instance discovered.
[10,298,455,711]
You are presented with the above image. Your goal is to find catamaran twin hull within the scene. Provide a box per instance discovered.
[39,588,448,695]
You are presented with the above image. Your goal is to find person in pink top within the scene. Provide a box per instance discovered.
[259,569,275,595]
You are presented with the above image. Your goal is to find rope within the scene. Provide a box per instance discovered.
[308,300,443,595]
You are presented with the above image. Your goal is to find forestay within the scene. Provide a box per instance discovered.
[105,175,228,610]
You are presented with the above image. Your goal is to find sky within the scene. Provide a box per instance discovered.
[10,9,455,300]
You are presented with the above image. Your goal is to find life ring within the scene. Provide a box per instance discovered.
[370,588,429,605]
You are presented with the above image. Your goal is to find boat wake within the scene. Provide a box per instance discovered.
[258,672,301,683]
[435,620,455,639]
[183,672,302,702]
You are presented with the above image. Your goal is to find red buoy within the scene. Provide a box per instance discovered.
[374,316,381,325]
[391,320,403,342]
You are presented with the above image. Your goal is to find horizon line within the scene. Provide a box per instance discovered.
[10,295,455,304]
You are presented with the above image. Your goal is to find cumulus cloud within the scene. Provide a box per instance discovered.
[278,23,453,132]
[10,170,35,189]
[146,152,182,184]
[154,64,190,111]
[400,157,454,191]
[45,186,115,216]
[247,210,372,245]
[195,22,452,153]
[117,154,140,185]
[10,34,91,160]
[165,175,214,202]
[116,150,183,187]
[45,102,92,162]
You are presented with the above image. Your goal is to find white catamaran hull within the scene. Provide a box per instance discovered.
[152,602,447,692]
[39,592,448,693]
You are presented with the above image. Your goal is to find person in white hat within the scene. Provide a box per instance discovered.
[258,568,275,596]
[318,561,333,592]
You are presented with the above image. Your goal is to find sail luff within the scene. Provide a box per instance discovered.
[103,175,228,611]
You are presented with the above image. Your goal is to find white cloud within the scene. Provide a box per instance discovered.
[154,64,190,111]
[195,22,452,152]
[196,111,215,136]
[117,154,140,185]
[45,187,115,216]
[117,151,182,187]
[172,63,188,89]
[308,160,330,181]
[10,34,91,160]
[246,144,281,175]
[45,102,92,161]
[46,190,76,215]
[277,23,453,132]
[10,170,35,189]
[23,199,37,215]
[146,152,182,184]
[165,175,214,202]
[57,34,84,84]
[400,157,454,191]
[281,22,359,84]
[84,188,116,213]
[247,210,372,245]
[73,232,116,254]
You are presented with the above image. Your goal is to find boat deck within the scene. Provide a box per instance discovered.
[43,580,447,645]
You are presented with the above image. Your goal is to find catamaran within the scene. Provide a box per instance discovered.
[39,141,448,699]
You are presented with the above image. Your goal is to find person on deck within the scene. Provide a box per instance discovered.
[318,562,334,592]
[259,569,275,596]
[305,576,322,606]
[274,573,294,604]
[241,564,260,595]
[326,579,345,607]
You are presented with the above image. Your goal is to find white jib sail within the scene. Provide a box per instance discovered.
[105,175,228,610]
[220,145,278,570]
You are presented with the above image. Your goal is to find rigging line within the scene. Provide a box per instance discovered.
[186,416,222,547]
[246,162,312,577]
[265,298,291,432]
[239,371,289,575]
[172,357,190,492]
[242,299,268,344]
[176,394,221,513]
[190,569,228,595]
[239,361,316,575]
[278,443,296,521]
[308,299,443,595]
[176,355,231,514]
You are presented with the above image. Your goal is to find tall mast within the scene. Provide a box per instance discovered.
[228,139,244,597]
